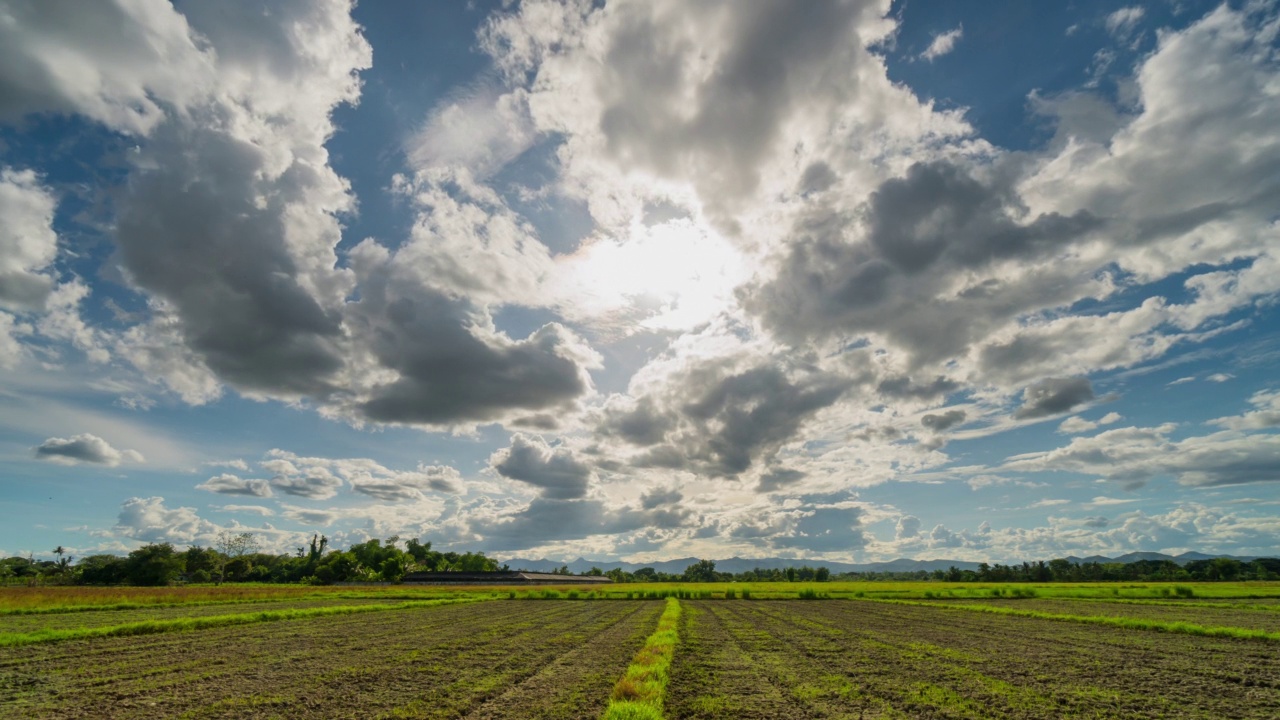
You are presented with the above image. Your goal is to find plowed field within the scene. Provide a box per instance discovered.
[0,600,661,719]
[667,600,1280,718]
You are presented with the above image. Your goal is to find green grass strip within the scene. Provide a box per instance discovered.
[601,597,682,720]
[0,597,483,647]
[861,597,1280,642]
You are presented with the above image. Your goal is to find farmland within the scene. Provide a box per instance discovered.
[2,583,1279,718]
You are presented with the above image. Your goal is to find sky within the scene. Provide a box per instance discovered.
[2,0,1279,565]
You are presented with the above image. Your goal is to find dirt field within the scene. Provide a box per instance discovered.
[667,600,1280,719]
[0,600,661,719]
[939,596,1280,633]
[3,594,1280,719]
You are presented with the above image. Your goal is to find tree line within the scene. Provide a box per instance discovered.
[3,540,1276,587]
[1,533,503,587]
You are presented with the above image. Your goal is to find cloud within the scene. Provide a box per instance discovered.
[1210,390,1280,431]
[1005,422,1280,488]
[604,349,851,478]
[920,26,963,61]
[195,473,272,498]
[1058,411,1120,434]
[896,514,921,540]
[0,0,212,134]
[491,434,593,499]
[34,434,144,466]
[114,496,220,545]
[342,240,601,427]
[480,0,970,232]
[1207,373,1234,383]
[217,504,274,517]
[1014,377,1094,419]
[921,409,966,432]
[0,168,59,311]
[280,505,340,527]
[744,161,1100,368]
[467,497,682,552]
[256,449,464,502]
[1105,7,1145,39]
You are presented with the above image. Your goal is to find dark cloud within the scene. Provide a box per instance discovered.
[669,362,850,477]
[640,486,683,509]
[34,434,140,466]
[879,375,959,400]
[267,473,343,501]
[589,0,881,214]
[115,121,348,399]
[757,467,806,493]
[798,161,838,194]
[491,434,592,499]
[743,161,1100,365]
[921,409,967,432]
[1014,377,1094,419]
[348,245,598,426]
[599,398,674,446]
[773,505,869,552]
[196,473,272,498]
[469,497,687,551]
[1082,516,1110,528]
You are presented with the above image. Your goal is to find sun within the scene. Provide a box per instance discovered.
[559,217,749,332]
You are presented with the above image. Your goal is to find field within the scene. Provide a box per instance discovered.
[2,582,1279,719]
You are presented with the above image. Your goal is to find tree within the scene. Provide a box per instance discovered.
[124,544,185,586]
[51,546,73,578]
[683,559,718,583]
[78,554,128,585]
[215,531,259,584]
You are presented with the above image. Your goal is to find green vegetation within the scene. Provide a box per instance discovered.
[0,597,482,647]
[602,597,681,720]
[869,597,1280,642]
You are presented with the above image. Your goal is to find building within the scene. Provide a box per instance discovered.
[401,570,613,585]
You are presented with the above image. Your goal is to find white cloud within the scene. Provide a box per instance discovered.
[920,26,963,61]
[1105,7,1145,39]
[0,168,59,311]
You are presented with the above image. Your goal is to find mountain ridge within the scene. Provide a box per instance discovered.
[499,552,1265,575]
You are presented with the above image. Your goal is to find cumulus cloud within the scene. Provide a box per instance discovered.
[114,496,220,545]
[1058,411,1121,434]
[920,26,963,61]
[591,328,857,484]
[34,434,144,466]
[1005,422,1280,488]
[0,168,59,311]
[896,514,922,540]
[195,473,272,498]
[253,449,462,502]
[491,434,593,499]
[468,496,686,552]
[921,409,966,432]
[1210,390,1280,431]
[744,161,1100,368]
[1014,377,1094,419]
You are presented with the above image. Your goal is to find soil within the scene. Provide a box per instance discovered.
[0,599,660,719]
[661,600,1280,719]
[936,597,1280,633]
[0,598,413,635]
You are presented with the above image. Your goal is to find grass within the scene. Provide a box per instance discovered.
[602,597,681,720]
[0,597,484,647]
[866,597,1280,642]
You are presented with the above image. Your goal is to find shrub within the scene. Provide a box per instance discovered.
[724,588,736,599]
[1174,585,1195,598]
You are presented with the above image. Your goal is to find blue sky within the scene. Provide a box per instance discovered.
[2,0,1278,564]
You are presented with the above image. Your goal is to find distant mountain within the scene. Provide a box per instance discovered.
[501,551,1264,575]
